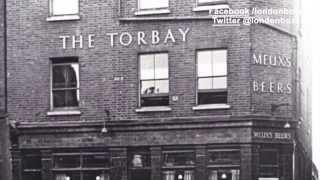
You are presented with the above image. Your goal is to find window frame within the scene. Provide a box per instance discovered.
[137,0,169,11]
[52,152,111,180]
[138,52,170,108]
[22,153,42,180]
[196,49,228,105]
[206,149,241,180]
[259,149,279,178]
[49,0,80,17]
[196,0,228,6]
[161,150,196,180]
[50,57,80,111]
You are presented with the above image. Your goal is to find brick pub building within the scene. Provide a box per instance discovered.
[5,0,313,180]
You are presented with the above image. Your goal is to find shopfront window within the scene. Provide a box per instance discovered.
[128,148,151,180]
[259,150,279,177]
[22,153,42,180]
[162,150,195,180]
[197,49,228,105]
[53,152,110,180]
[51,57,79,110]
[207,149,240,180]
[139,53,169,107]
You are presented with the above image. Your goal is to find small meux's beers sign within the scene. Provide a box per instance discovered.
[253,131,292,140]
[252,53,293,94]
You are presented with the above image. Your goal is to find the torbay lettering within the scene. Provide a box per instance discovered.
[253,131,292,140]
[59,28,190,49]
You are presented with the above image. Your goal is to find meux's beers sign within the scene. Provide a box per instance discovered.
[59,28,190,49]
[252,53,293,94]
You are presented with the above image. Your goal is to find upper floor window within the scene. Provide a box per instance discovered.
[138,0,169,10]
[197,0,226,6]
[197,49,228,105]
[51,57,79,110]
[50,0,79,16]
[139,53,169,107]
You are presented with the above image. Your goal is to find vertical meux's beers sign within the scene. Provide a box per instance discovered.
[252,53,292,94]
[58,28,190,49]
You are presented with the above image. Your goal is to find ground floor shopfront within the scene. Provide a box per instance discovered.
[11,118,295,180]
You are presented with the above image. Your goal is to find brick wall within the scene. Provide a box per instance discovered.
[6,0,258,123]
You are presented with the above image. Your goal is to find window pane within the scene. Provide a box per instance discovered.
[259,167,278,177]
[212,50,227,76]
[139,0,168,9]
[155,53,168,79]
[208,151,240,165]
[163,171,175,180]
[23,155,42,169]
[23,172,42,180]
[209,169,240,180]
[55,172,80,180]
[198,91,227,105]
[53,90,66,107]
[162,170,194,180]
[163,152,195,167]
[198,78,213,90]
[141,96,169,107]
[260,151,278,165]
[155,80,169,93]
[83,172,109,180]
[198,51,212,77]
[129,150,151,168]
[83,154,110,168]
[213,77,227,89]
[140,55,155,80]
[54,156,80,168]
[53,64,79,89]
[141,81,155,95]
[52,0,79,15]
[53,90,79,108]
[198,0,220,4]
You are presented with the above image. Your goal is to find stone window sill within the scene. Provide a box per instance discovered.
[193,4,229,12]
[46,14,80,22]
[192,104,231,110]
[135,106,172,113]
[134,9,171,16]
[47,110,81,116]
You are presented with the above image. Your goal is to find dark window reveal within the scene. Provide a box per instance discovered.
[23,153,42,180]
[208,150,240,165]
[197,49,228,105]
[139,53,169,107]
[259,150,279,177]
[51,58,79,109]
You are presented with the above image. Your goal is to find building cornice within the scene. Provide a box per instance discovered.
[14,115,298,135]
